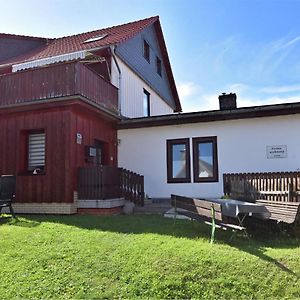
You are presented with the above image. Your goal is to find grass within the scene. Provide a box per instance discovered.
[0,214,300,299]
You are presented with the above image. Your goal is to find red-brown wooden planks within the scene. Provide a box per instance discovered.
[0,62,118,112]
[224,172,300,202]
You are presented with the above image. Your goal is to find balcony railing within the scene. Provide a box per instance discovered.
[78,166,145,206]
[0,61,118,113]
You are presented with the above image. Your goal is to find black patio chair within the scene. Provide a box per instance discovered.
[0,175,16,218]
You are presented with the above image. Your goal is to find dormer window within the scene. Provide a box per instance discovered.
[143,40,150,63]
[83,34,108,44]
[156,57,162,76]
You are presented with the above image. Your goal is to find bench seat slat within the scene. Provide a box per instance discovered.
[171,194,246,241]
[172,199,222,221]
[257,200,300,207]
[179,210,211,222]
[264,207,298,214]
[256,200,300,224]
[179,210,245,231]
[258,205,299,212]
[171,195,222,210]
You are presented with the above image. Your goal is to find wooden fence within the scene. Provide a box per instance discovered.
[78,166,144,206]
[223,172,300,202]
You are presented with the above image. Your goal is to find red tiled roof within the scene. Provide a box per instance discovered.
[0,33,50,42]
[0,16,158,65]
[0,16,181,112]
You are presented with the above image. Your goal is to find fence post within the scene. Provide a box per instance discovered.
[288,183,292,202]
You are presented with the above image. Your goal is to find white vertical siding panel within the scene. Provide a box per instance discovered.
[110,59,119,88]
[151,94,175,116]
[117,59,174,118]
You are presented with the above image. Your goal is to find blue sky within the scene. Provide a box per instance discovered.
[1,0,300,112]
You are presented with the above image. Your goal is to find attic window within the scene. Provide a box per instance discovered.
[156,57,162,76]
[83,33,108,44]
[143,40,150,63]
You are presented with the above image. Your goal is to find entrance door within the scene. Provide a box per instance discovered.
[94,140,104,166]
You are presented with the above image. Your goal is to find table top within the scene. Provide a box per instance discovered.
[209,198,270,218]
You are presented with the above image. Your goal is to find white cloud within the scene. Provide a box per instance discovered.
[279,35,300,49]
[260,84,300,94]
[237,95,300,108]
[179,81,300,113]
[181,93,219,113]
[177,82,201,98]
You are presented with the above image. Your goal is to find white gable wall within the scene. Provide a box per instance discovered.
[111,58,174,118]
[118,114,300,198]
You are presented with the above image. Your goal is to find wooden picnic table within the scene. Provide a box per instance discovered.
[171,194,268,242]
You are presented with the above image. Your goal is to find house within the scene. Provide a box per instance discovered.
[1,16,299,215]
[0,16,180,214]
[118,93,300,199]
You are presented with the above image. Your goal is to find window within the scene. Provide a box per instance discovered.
[156,56,162,76]
[167,138,191,183]
[82,33,108,43]
[143,89,151,117]
[28,132,46,172]
[192,136,218,182]
[143,40,150,62]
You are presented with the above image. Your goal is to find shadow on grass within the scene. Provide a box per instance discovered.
[233,241,299,277]
[5,213,300,277]
[0,214,40,227]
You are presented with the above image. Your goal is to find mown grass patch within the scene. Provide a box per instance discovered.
[0,214,299,299]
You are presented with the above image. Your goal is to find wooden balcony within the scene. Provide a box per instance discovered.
[78,166,145,206]
[0,61,118,113]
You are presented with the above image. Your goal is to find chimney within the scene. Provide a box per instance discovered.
[219,93,237,110]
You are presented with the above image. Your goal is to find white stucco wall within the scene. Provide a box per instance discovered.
[111,58,174,118]
[118,114,300,199]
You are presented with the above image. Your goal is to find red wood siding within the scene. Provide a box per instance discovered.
[0,62,118,112]
[0,102,117,204]
[69,106,118,192]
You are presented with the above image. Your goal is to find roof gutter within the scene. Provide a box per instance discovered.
[109,45,122,115]
[118,101,300,129]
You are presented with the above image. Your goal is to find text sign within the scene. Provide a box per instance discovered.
[267,145,287,159]
[76,133,82,144]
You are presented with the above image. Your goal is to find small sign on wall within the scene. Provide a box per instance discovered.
[76,133,82,144]
[266,145,287,159]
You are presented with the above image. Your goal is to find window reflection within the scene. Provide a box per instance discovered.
[172,144,186,178]
[167,138,190,183]
[198,142,213,177]
[192,136,218,182]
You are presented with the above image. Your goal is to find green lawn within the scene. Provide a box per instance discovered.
[0,214,299,299]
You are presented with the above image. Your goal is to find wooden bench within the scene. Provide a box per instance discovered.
[0,175,16,218]
[256,200,300,231]
[171,194,245,243]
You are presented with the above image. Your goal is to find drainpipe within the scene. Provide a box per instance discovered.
[109,46,122,116]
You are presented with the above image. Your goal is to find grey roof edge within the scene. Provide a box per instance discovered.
[118,101,300,129]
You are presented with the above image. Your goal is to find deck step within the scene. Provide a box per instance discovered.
[134,199,172,215]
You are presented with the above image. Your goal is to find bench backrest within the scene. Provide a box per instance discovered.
[256,199,300,224]
[171,194,223,222]
[0,175,16,201]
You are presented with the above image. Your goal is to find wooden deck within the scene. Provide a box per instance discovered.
[0,61,118,113]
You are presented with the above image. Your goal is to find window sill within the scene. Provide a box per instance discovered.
[194,177,219,183]
[167,178,191,184]
[18,171,46,176]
